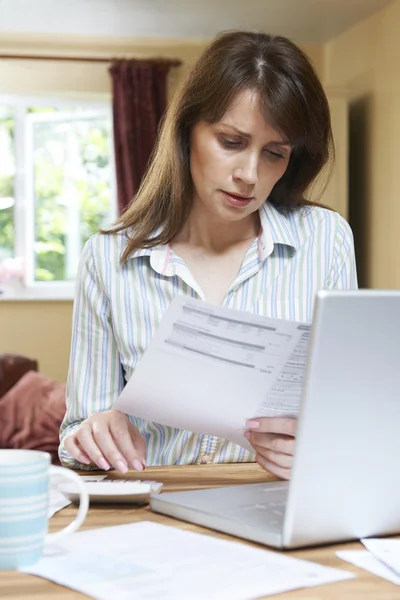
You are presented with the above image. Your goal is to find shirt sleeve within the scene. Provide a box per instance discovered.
[327,216,358,290]
[58,235,125,469]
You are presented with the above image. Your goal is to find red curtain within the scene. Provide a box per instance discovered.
[109,59,179,215]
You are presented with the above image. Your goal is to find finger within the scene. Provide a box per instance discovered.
[252,444,293,469]
[128,422,147,464]
[75,423,112,471]
[64,434,92,466]
[109,420,145,471]
[89,420,129,474]
[256,454,291,480]
[245,417,297,436]
[245,431,295,455]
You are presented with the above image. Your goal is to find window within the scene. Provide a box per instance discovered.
[0,95,117,299]
[0,106,15,260]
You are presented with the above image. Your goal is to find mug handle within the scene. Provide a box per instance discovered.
[45,465,89,544]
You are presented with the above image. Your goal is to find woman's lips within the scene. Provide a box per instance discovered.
[221,190,254,207]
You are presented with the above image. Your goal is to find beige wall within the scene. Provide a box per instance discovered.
[324,0,400,289]
[0,35,324,381]
[0,302,73,381]
[0,33,213,97]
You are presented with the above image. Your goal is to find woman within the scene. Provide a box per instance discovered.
[60,31,357,480]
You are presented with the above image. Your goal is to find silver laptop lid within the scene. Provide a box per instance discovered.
[283,290,400,547]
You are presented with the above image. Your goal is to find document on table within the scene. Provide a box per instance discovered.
[337,550,400,586]
[114,296,310,451]
[337,538,400,586]
[48,490,71,518]
[362,538,400,578]
[22,521,354,600]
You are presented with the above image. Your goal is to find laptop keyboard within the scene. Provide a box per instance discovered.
[224,486,288,532]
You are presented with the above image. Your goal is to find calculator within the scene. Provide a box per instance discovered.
[58,479,163,504]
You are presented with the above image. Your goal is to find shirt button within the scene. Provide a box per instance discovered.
[200,455,212,464]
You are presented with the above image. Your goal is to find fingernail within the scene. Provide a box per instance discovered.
[133,459,143,472]
[79,455,91,465]
[245,419,260,429]
[142,459,146,469]
[243,431,251,440]
[98,457,110,470]
[115,459,128,474]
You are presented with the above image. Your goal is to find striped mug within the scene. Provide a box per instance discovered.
[0,449,89,570]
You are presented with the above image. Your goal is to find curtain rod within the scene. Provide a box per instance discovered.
[0,54,181,66]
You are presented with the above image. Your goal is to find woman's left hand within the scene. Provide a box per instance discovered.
[244,417,297,480]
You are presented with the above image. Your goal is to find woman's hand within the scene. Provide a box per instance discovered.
[244,417,297,480]
[64,410,146,474]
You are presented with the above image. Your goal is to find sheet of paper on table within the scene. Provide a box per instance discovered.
[114,295,310,452]
[337,547,400,586]
[21,521,354,600]
[362,538,400,578]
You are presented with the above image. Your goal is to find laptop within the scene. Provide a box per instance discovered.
[150,290,400,549]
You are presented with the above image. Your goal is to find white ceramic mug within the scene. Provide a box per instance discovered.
[0,449,89,570]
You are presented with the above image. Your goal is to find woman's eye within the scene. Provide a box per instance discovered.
[266,149,285,160]
[220,137,241,149]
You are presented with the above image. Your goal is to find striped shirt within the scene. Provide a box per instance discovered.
[59,202,358,469]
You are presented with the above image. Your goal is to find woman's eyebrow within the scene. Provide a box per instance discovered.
[268,140,292,149]
[219,123,291,146]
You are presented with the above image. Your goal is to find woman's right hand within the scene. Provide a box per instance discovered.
[63,409,146,474]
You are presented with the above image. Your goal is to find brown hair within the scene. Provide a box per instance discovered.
[108,31,333,262]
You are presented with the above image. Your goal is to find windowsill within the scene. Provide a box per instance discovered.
[0,281,75,301]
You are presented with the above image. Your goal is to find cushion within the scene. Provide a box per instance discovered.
[0,354,38,399]
[0,371,66,464]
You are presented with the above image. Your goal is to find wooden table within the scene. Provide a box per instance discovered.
[1,464,399,599]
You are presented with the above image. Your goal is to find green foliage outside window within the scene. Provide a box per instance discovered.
[0,105,114,281]
[0,107,15,259]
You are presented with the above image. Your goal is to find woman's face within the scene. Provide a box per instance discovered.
[190,89,292,223]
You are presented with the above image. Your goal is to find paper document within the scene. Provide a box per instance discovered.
[48,490,71,518]
[337,550,400,586]
[362,538,400,577]
[115,296,310,451]
[22,521,354,600]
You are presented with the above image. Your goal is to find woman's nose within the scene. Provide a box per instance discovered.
[234,153,258,185]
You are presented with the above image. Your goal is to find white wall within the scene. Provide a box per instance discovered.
[0,0,151,37]
[0,0,393,43]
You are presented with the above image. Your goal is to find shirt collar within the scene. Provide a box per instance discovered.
[125,201,298,268]
[124,232,170,276]
[124,229,158,261]
[258,202,298,261]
